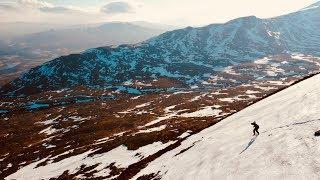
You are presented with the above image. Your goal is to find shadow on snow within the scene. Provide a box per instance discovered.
[239,135,258,154]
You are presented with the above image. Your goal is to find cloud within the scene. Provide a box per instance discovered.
[0,0,51,12]
[17,0,85,14]
[0,4,18,11]
[39,6,81,14]
[101,1,134,14]
[18,0,52,8]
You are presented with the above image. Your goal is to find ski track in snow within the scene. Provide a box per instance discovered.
[133,74,320,179]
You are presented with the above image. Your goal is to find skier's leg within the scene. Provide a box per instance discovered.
[254,128,259,135]
[257,129,259,135]
[253,129,255,135]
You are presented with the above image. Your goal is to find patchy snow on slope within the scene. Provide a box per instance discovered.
[131,95,141,100]
[291,54,320,67]
[135,81,152,87]
[39,126,58,136]
[254,85,278,91]
[291,53,306,60]
[219,96,244,102]
[42,143,56,149]
[190,85,199,89]
[114,131,127,137]
[142,112,178,128]
[119,102,151,114]
[180,106,222,118]
[133,74,320,179]
[37,115,62,125]
[68,116,91,122]
[212,91,227,95]
[246,90,260,94]
[254,57,270,64]
[142,104,222,128]
[189,93,208,102]
[6,141,175,179]
[135,125,167,135]
[267,80,286,85]
[173,91,193,95]
[94,137,111,145]
[123,79,133,86]
[265,65,285,77]
[178,130,193,139]
[267,30,281,39]
[135,102,151,109]
[224,66,239,75]
[140,105,183,128]
[164,105,177,113]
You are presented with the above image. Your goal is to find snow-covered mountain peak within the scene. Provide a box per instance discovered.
[226,15,260,24]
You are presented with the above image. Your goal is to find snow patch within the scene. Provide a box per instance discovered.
[39,126,58,136]
[180,106,222,118]
[178,130,192,139]
[135,125,167,135]
[254,57,270,64]
[37,115,62,125]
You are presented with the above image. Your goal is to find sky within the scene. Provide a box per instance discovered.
[0,0,318,26]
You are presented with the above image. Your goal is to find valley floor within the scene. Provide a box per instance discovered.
[1,55,320,179]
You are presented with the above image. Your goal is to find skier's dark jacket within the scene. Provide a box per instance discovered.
[251,122,259,129]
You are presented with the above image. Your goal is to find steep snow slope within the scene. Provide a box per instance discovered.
[133,74,320,179]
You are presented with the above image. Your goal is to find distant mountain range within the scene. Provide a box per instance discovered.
[0,21,175,55]
[0,22,66,40]
[13,22,173,52]
[0,21,175,86]
[1,2,320,97]
[0,21,174,39]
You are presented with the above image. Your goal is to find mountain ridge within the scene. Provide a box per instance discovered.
[1,3,319,97]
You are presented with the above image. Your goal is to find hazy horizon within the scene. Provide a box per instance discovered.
[0,0,318,27]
